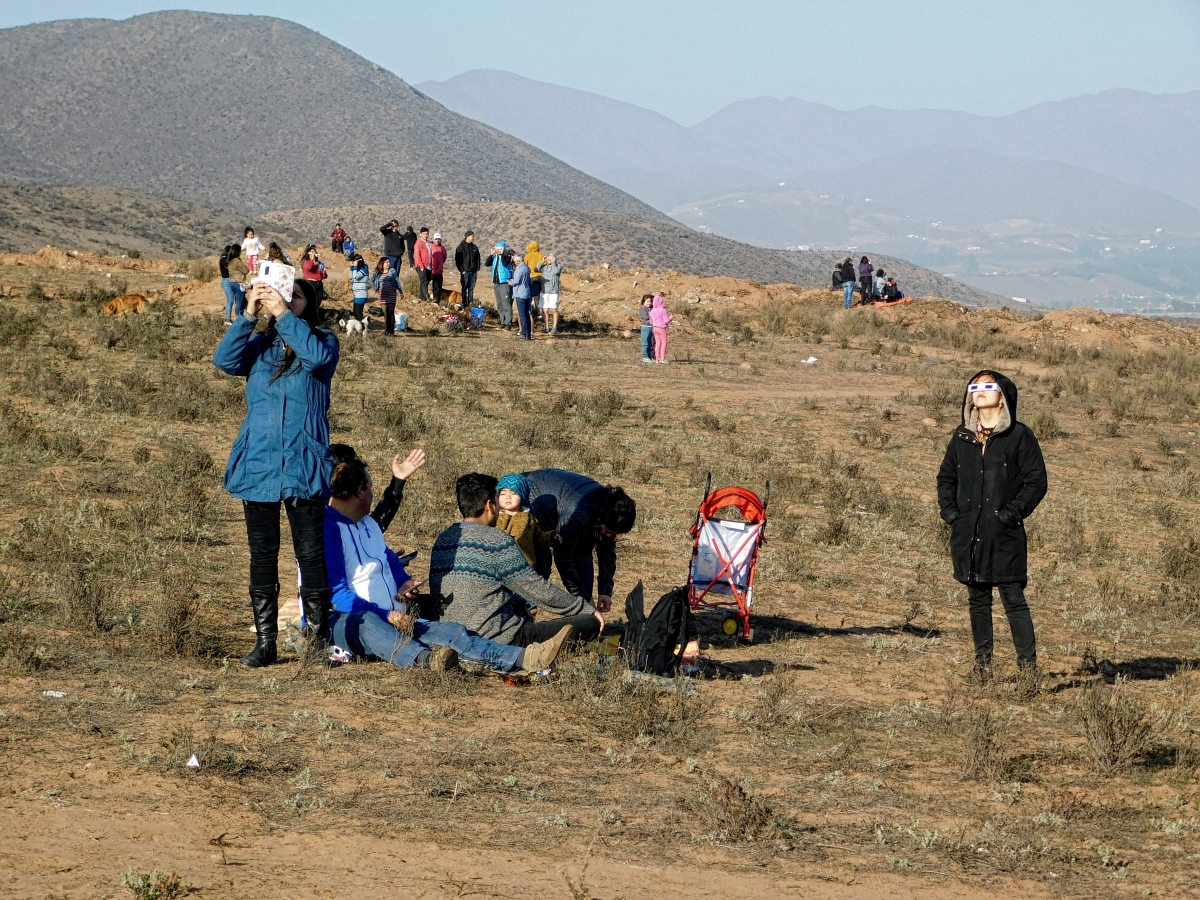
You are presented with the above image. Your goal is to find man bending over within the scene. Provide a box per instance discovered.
[430,474,604,646]
[325,453,570,674]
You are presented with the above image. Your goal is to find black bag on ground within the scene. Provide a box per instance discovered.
[620,581,691,676]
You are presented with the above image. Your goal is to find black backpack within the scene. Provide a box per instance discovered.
[620,581,692,676]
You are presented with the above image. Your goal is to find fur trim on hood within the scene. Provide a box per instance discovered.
[960,369,1017,435]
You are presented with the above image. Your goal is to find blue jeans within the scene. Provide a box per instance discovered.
[328,609,522,671]
[842,280,856,309]
[515,296,532,338]
[460,271,477,305]
[221,278,245,320]
[385,255,402,277]
[641,325,655,359]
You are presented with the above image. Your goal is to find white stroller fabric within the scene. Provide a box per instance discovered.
[692,518,762,598]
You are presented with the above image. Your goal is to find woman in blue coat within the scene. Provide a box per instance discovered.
[213,265,340,667]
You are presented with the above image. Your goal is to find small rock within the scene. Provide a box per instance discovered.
[622,330,632,339]
[921,417,939,427]
[919,493,934,503]
[738,362,753,370]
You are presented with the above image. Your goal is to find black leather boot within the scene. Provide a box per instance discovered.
[299,587,332,663]
[240,584,279,668]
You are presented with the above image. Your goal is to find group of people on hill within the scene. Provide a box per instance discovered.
[212,242,1049,688]
[832,256,905,309]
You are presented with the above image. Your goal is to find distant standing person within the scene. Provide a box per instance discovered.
[330,223,347,254]
[220,244,249,324]
[372,256,402,334]
[241,227,266,274]
[485,241,515,328]
[858,256,874,304]
[430,233,447,304]
[402,225,417,269]
[648,294,674,362]
[525,241,545,323]
[212,267,339,668]
[638,293,655,362]
[379,220,404,275]
[839,258,857,309]
[349,254,370,321]
[509,253,533,340]
[525,468,638,612]
[413,227,434,301]
[302,244,327,300]
[537,253,562,334]
[937,371,1047,687]
[454,231,481,307]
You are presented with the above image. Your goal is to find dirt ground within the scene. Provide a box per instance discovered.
[1,247,1198,899]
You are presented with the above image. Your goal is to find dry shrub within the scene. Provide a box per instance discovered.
[143,576,203,657]
[577,388,625,426]
[1162,535,1200,582]
[751,672,803,730]
[960,704,1007,781]
[1077,684,1155,775]
[551,655,709,753]
[684,772,782,843]
[1029,409,1064,440]
[0,623,43,672]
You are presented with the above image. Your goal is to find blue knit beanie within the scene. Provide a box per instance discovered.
[497,473,530,506]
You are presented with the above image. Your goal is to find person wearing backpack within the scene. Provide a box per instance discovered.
[937,371,1048,689]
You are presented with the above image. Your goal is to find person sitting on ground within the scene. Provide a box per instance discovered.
[873,268,886,302]
[343,236,356,259]
[495,474,553,567]
[524,469,636,613]
[536,253,562,334]
[330,223,347,254]
[324,453,571,674]
[880,277,905,302]
[330,443,424,534]
[430,474,603,646]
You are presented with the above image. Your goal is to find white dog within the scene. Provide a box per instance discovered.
[340,316,369,335]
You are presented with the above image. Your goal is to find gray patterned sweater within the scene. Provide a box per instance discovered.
[429,522,594,643]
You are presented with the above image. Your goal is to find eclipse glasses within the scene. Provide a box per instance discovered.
[967,382,1001,393]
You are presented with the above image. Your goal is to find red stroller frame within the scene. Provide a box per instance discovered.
[687,474,769,643]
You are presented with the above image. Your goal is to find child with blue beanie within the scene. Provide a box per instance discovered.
[496,473,553,567]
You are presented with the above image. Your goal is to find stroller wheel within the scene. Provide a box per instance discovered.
[722,616,739,636]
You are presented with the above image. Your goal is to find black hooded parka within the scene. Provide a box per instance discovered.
[936,370,1048,584]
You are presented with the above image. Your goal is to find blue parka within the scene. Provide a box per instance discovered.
[213,312,340,503]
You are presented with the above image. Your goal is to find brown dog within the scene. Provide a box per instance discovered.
[438,288,463,306]
[102,294,148,316]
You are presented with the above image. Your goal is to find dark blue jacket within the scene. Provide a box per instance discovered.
[525,468,617,598]
[213,312,339,503]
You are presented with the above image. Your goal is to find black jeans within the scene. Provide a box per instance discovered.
[352,301,365,321]
[460,271,477,305]
[967,581,1036,666]
[243,498,327,591]
[430,273,443,303]
[515,614,601,647]
[417,268,432,301]
[382,301,395,334]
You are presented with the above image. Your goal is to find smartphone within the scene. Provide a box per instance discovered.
[404,578,428,596]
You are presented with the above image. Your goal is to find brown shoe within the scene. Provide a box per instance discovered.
[429,645,459,672]
[519,625,574,673]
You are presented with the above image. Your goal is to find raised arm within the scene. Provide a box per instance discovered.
[212,315,261,377]
[274,311,339,376]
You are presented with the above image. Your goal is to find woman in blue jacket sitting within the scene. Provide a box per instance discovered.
[213,262,340,667]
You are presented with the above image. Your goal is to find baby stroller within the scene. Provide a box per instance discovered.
[687,474,768,643]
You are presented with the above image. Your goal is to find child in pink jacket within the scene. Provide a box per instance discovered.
[648,295,674,363]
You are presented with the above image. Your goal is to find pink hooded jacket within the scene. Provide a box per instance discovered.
[648,295,674,328]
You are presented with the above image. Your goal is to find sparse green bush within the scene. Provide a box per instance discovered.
[122,868,189,900]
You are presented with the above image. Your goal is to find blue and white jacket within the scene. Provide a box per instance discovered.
[349,262,370,300]
[324,506,411,615]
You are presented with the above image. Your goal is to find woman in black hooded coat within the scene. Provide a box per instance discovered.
[937,370,1047,678]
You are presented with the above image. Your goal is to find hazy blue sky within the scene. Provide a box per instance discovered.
[3,0,1199,123]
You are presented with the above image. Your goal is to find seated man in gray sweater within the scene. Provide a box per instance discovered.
[430,473,604,646]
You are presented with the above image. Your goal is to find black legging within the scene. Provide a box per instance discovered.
[382,302,395,334]
[967,581,1035,666]
[243,498,327,591]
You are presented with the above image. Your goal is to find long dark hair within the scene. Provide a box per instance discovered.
[218,243,236,278]
[270,279,324,384]
[373,256,392,278]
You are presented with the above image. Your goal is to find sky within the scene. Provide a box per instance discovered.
[2,0,1199,124]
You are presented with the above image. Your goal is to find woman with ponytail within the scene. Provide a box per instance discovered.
[213,262,340,667]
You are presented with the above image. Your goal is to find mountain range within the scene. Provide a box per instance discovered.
[0,12,1002,308]
[419,71,1200,310]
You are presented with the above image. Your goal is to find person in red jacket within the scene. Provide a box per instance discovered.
[430,233,448,305]
[412,227,434,301]
[330,224,346,254]
[301,245,327,300]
